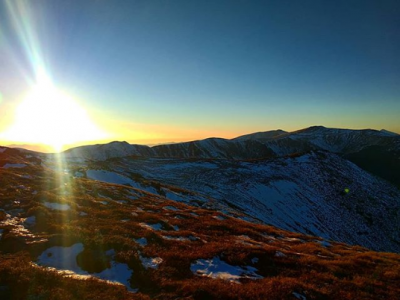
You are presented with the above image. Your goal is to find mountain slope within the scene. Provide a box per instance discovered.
[80,151,400,253]
[63,141,153,161]
[272,126,400,154]
[345,145,400,188]
[3,126,400,254]
[0,150,399,299]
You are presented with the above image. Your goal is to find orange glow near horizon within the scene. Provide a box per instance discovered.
[1,88,400,153]
[1,112,400,153]
[0,83,108,152]
[0,114,253,153]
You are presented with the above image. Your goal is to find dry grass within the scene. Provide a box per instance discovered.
[0,155,399,299]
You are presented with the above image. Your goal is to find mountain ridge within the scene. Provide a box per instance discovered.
[61,125,399,153]
[2,126,400,252]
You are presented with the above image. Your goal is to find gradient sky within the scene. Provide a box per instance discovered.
[0,0,399,151]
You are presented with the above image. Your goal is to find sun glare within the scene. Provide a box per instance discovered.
[2,84,107,151]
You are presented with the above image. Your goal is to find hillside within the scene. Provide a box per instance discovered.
[80,151,400,253]
[0,149,399,299]
[52,126,400,252]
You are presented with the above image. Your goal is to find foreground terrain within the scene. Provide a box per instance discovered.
[0,143,400,299]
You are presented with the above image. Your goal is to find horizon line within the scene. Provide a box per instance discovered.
[1,125,399,154]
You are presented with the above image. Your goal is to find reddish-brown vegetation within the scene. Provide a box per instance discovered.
[0,160,399,299]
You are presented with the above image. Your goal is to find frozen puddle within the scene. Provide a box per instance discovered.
[139,223,163,231]
[135,237,147,246]
[236,235,263,247]
[163,235,198,242]
[319,240,332,248]
[44,202,71,211]
[74,171,84,178]
[115,200,128,205]
[280,237,303,243]
[1,163,27,169]
[275,251,287,257]
[163,235,189,242]
[191,257,263,282]
[163,206,179,211]
[293,292,307,300]
[37,243,83,270]
[24,216,36,227]
[37,244,134,291]
[139,254,163,269]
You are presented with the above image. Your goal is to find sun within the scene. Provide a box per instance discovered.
[2,83,107,152]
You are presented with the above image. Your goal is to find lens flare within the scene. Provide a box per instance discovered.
[1,1,107,151]
[2,83,107,151]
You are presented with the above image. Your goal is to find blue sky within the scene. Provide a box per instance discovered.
[0,0,399,149]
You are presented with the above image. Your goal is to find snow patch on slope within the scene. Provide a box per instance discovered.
[43,202,71,211]
[37,244,134,291]
[2,163,27,169]
[87,170,135,186]
[191,257,263,282]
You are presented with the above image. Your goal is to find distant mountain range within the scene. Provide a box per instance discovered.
[63,126,400,187]
[64,126,399,159]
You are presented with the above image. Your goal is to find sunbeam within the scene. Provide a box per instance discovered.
[4,0,49,85]
[1,1,107,152]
